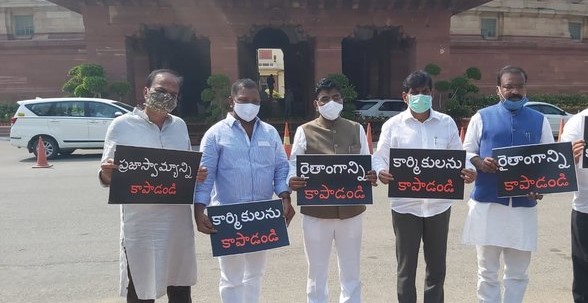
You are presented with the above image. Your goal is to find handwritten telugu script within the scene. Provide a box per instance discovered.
[503,173,570,192]
[388,148,466,199]
[303,184,365,200]
[220,229,280,249]
[118,158,193,179]
[130,181,177,195]
[208,199,290,257]
[397,178,455,193]
[391,156,463,175]
[497,149,570,172]
[299,161,367,182]
[493,142,578,197]
[211,207,283,230]
[296,155,373,206]
[108,145,201,205]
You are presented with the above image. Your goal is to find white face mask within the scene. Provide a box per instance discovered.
[233,102,260,122]
[318,100,343,120]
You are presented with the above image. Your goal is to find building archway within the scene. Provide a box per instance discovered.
[126,25,211,117]
[342,26,414,99]
[238,26,314,119]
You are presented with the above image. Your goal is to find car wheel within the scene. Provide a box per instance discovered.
[32,136,59,160]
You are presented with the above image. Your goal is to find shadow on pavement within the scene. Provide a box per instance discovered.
[19,152,103,163]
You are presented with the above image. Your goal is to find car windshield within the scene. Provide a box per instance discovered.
[113,101,134,112]
[355,101,377,110]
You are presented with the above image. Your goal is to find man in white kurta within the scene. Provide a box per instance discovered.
[100,69,199,303]
[560,108,588,302]
[462,66,553,303]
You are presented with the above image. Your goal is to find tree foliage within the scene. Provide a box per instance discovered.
[62,64,130,100]
[200,74,231,124]
[326,73,358,119]
[110,82,131,100]
[426,63,482,120]
[424,63,442,76]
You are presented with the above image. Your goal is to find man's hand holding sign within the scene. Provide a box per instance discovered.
[384,148,475,200]
[470,155,543,201]
[104,145,206,204]
[491,142,578,198]
[291,155,376,206]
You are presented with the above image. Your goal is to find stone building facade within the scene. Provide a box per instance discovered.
[0,0,84,100]
[1,0,586,115]
[450,0,588,93]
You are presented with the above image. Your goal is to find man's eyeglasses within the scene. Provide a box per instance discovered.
[151,88,179,99]
[499,84,526,91]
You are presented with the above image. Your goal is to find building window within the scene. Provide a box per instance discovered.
[569,22,582,41]
[14,15,34,38]
[481,17,497,39]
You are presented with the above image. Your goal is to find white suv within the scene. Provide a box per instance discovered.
[354,99,407,119]
[10,97,133,159]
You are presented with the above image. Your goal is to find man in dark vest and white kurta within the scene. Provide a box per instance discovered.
[462,66,554,303]
[288,78,377,303]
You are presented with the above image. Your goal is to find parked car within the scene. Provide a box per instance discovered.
[10,97,133,159]
[354,99,407,119]
[524,101,573,137]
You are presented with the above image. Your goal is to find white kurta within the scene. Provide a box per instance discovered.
[372,109,475,217]
[560,108,588,214]
[101,108,197,300]
[461,111,554,251]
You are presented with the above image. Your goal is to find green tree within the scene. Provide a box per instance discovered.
[200,74,231,124]
[424,63,442,77]
[425,64,482,120]
[326,73,358,119]
[110,82,131,100]
[63,64,108,97]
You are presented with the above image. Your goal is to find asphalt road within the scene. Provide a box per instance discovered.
[0,139,575,302]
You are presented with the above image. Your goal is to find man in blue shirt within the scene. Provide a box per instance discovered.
[193,78,294,303]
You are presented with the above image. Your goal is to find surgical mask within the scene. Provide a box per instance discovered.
[145,90,177,114]
[318,100,343,120]
[408,94,432,114]
[233,102,260,122]
[498,89,528,111]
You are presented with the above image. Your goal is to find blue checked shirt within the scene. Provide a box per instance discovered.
[194,114,290,206]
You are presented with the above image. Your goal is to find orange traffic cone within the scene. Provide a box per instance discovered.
[33,137,53,168]
[557,117,565,142]
[459,127,465,143]
[366,123,373,154]
[283,121,292,158]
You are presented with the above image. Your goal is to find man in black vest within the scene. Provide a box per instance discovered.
[288,78,377,303]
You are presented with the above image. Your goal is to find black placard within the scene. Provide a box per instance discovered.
[108,145,201,204]
[387,148,466,199]
[207,199,289,257]
[493,142,578,197]
[295,154,372,206]
[583,116,588,168]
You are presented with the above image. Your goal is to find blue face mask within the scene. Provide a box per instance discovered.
[499,89,528,111]
[501,97,528,111]
[408,94,432,114]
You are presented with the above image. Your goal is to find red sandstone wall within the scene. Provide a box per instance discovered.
[3,3,588,104]
[0,39,87,103]
[449,36,588,95]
